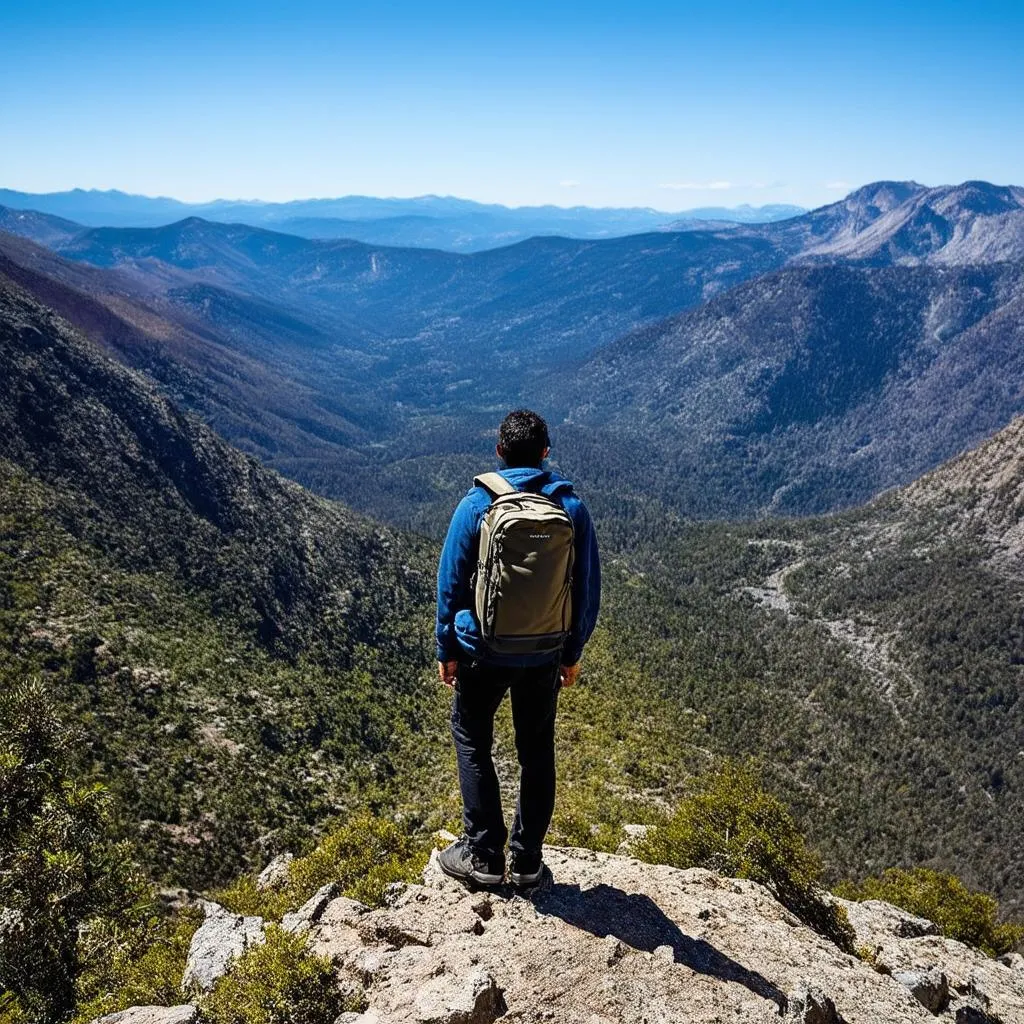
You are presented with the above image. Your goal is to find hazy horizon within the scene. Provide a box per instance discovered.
[1,182,816,216]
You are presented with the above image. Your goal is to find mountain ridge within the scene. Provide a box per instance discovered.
[0,187,806,252]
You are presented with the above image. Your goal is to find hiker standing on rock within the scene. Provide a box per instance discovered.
[436,409,601,889]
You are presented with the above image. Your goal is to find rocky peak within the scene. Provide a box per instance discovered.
[168,846,1024,1024]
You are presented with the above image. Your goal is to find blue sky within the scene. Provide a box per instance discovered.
[2,0,1021,210]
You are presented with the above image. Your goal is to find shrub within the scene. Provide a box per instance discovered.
[0,679,150,1024]
[837,867,1024,957]
[634,761,855,952]
[73,907,203,1023]
[199,926,346,1024]
[217,813,428,920]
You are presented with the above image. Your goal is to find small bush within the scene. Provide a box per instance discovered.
[0,680,151,1024]
[634,761,855,952]
[837,867,1024,957]
[199,926,345,1024]
[73,907,203,1022]
[217,813,428,920]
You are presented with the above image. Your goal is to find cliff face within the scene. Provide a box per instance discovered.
[170,847,1024,1024]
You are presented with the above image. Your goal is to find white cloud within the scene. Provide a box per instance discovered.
[559,179,580,187]
[659,180,734,191]
[825,180,852,191]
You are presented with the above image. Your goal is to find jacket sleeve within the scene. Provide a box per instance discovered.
[562,498,601,666]
[435,495,479,662]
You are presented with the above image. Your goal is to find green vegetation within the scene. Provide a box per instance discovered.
[0,681,151,1024]
[0,458,449,889]
[73,909,202,1024]
[217,814,429,920]
[634,762,855,952]
[837,867,1024,957]
[199,927,347,1024]
[5,270,1024,1019]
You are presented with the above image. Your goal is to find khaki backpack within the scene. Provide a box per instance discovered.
[473,472,575,657]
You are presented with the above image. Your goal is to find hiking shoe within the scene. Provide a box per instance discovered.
[509,850,544,888]
[438,838,505,888]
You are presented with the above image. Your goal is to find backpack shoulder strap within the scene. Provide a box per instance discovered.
[474,472,518,497]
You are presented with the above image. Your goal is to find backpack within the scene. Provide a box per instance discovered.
[472,472,575,657]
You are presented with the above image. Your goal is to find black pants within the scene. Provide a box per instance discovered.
[451,658,562,860]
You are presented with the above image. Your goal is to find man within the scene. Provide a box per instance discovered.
[436,409,601,888]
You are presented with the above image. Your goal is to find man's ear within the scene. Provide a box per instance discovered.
[542,447,550,460]
[496,443,505,459]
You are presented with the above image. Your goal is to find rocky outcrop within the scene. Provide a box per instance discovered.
[110,846,1024,1022]
[281,883,346,934]
[94,1008,197,1024]
[181,901,265,994]
[296,847,1024,1023]
[256,852,294,889]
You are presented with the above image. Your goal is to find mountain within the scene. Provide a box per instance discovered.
[0,267,443,883]
[598,410,1024,914]
[0,204,82,247]
[772,180,1024,264]
[5,253,1024,922]
[0,216,787,528]
[5,178,1024,535]
[46,217,784,368]
[0,188,806,251]
[556,261,1024,519]
[0,231,381,481]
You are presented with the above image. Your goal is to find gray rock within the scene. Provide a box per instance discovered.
[282,882,341,934]
[604,935,627,966]
[413,969,506,1024]
[301,844,1024,1024]
[999,952,1024,972]
[319,896,372,929]
[836,897,939,943]
[93,1007,197,1024]
[256,852,294,889]
[787,981,841,1024]
[893,969,949,1013]
[955,1005,1001,1024]
[181,901,265,994]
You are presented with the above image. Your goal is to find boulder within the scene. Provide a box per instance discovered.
[893,969,949,1013]
[181,901,265,994]
[282,882,342,934]
[413,969,506,1024]
[615,823,653,855]
[93,1008,197,1024]
[256,852,294,889]
[954,1006,1000,1024]
[96,845,1023,1024]
[834,897,939,945]
[999,951,1024,972]
[787,981,841,1023]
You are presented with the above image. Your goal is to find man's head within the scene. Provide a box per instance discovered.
[497,409,551,468]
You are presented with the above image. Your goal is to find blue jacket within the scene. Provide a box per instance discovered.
[436,465,601,667]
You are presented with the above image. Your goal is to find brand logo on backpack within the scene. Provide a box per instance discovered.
[530,533,551,539]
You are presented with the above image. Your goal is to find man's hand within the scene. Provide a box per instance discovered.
[438,660,458,687]
[559,662,580,687]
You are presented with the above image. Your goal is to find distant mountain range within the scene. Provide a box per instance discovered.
[1,178,1023,533]
[0,187,805,251]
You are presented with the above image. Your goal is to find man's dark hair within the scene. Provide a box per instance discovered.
[498,409,551,468]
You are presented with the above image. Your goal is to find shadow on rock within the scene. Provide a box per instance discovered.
[534,880,786,1010]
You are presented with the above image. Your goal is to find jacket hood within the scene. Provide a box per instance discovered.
[496,465,575,498]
